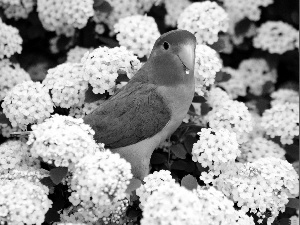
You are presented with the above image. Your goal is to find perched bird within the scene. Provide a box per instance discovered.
[84,29,196,180]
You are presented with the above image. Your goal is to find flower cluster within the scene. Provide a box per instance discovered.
[193,186,255,225]
[0,59,31,100]
[1,81,54,129]
[222,0,274,21]
[37,0,94,36]
[0,0,36,19]
[141,182,203,225]
[43,63,89,108]
[270,89,299,107]
[253,21,299,54]
[192,128,240,173]
[0,178,52,225]
[207,87,231,107]
[0,19,22,59]
[69,151,132,222]
[66,46,92,63]
[27,115,98,169]
[218,67,247,99]
[136,170,176,208]
[82,46,141,94]
[215,158,299,224]
[0,140,39,172]
[114,15,160,58]
[238,137,286,162]
[0,122,22,138]
[69,100,104,118]
[194,45,222,96]
[101,198,130,224]
[238,58,277,95]
[164,0,191,27]
[177,1,229,44]
[261,103,299,145]
[207,99,253,143]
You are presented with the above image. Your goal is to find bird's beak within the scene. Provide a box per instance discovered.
[177,43,195,71]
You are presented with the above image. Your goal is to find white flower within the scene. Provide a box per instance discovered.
[0,0,36,19]
[82,46,141,94]
[0,59,31,100]
[164,0,191,27]
[43,63,89,108]
[141,182,203,225]
[238,137,286,162]
[27,114,98,169]
[261,103,299,145]
[206,87,231,107]
[69,150,132,222]
[66,47,93,63]
[0,178,52,225]
[69,100,104,118]
[1,81,54,129]
[37,0,94,36]
[270,89,299,107]
[177,1,229,44]
[0,19,22,59]
[136,170,176,208]
[114,15,160,58]
[194,45,222,96]
[253,21,299,54]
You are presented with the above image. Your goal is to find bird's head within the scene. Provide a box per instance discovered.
[147,29,197,86]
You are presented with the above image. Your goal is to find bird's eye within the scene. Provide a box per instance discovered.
[163,41,170,50]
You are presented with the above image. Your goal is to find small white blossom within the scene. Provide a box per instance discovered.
[270,89,299,107]
[69,100,104,118]
[0,0,36,19]
[164,0,191,27]
[66,47,93,63]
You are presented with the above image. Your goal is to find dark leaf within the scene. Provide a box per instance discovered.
[234,18,252,36]
[127,208,141,218]
[171,160,187,170]
[209,38,226,52]
[192,95,207,103]
[0,113,11,126]
[93,0,105,9]
[285,144,299,160]
[262,81,274,95]
[185,161,195,173]
[56,36,72,52]
[98,36,119,48]
[181,175,198,190]
[40,177,56,188]
[256,99,270,115]
[170,144,187,159]
[84,84,106,103]
[215,71,231,83]
[150,153,167,164]
[278,218,290,225]
[196,162,206,173]
[94,0,113,13]
[286,198,299,209]
[50,167,68,185]
[201,103,211,116]
[116,73,130,82]
[184,135,197,155]
[44,208,60,223]
[126,178,142,194]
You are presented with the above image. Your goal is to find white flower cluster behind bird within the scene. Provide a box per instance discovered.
[66,46,93,63]
[0,19,22,59]
[37,0,94,36]
[164,0,191,27]
[43,63,89,108]
[177,1,229,44]
[261,102,299,145]
[215,158,299,224]
[114,15,160,58]
[1,81,54,129]
[69,100,104,118]
[270,89,299,107]
[238,137,286,162]
[0,59,31,100]
[82,46,141,94]
[0,179,52,225]
[69,151,132,223]
[253,21,299,54]
[0,0,36,19]
[194,44,222,96]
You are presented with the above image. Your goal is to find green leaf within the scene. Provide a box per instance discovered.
[192,95,206,103]
[234,18,252,36]
[286,198,299,209]
[170,144,187,159]
[84,84,106,103]
[126,178,142,194]
[278,218,290,225]
[0,113,11,126]
[256,98,270,114]
[201,102,211,116]
[209,38,226,52]
[181,175,198,190]
[127,208,141,219]
[183,135,197,155]
[44,208,60,223]
[262,81,274,95]
[215,71,231,83]
[50,167,68,185]
[150,153,167,164]
[94,0,113,13]
[40,177,56,188]
[285,144,299,160]
[171,160,187,170]
[98,36,120,48]
[93,0,105,9]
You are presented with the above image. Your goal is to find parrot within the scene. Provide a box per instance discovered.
[83,29,196,180]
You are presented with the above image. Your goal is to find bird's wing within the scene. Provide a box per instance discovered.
[83,82,171,149]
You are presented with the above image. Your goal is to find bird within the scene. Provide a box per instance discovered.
[83,29,196,180]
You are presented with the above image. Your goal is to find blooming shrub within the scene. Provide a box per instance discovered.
[0,0,298,224]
